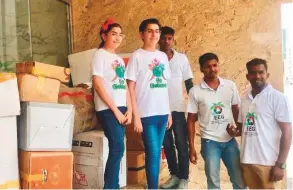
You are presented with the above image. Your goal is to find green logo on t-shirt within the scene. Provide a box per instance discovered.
[244,112,257,132]
[211,102,224,115]
[149,59,167,89]
[210,102,229,125]
[111,60,126,90]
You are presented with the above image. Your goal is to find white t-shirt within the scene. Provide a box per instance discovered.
[168,49,193,112]
[125,48,171,118]
[187,77,240,142]
[92,48,127,111]
[238,84,292,166]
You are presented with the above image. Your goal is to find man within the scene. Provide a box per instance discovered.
[187,53,246,189]
[227,58,292,189]
[158,26,193,189]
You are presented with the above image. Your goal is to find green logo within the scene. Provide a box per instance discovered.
[111,60,126,90]
[245,112,257,126]
[111,60,125,82]
[149,59,167,88]
[244,112,258,132]
[210,102,225,115]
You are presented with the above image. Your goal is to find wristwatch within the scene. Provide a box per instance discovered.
[275,162,286,169]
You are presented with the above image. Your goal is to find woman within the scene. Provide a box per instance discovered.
[92,18,132,189]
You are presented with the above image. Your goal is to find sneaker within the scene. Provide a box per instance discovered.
[177,179,189,189]
[160,175,179,189]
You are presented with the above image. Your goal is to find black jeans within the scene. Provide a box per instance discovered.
[163,111,189,179]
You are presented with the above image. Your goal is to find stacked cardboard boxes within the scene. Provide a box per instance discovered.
[15,62,74,189]
[125,125,146,184]
[72,130,126,189]
[0,73,21,189]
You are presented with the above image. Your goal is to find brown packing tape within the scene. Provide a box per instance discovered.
[0,73,16,83]
[0,180,19,189]
[20,170,47,183]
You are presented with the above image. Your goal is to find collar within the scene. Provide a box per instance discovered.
[200,77,224,90]
[248,84,272,100]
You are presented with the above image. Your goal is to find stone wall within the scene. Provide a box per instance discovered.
[71,0,290,92]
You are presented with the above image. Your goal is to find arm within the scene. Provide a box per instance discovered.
[270,122,292,182]
[127,80,143,133]
[184,78,194,94]
[276,122,292,164]
[124,85,133,125]
[93,76,126,124]
[227,104,242,137]
[187,112,198,164]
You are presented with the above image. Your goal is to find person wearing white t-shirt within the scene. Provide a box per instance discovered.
[158,26,193,189]
[227,58,292,189]
[126,18,172,189]
[187,53,246,189]
[92,19,132,189]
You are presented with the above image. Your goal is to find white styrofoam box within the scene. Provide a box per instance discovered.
[0,116,20,189]
[0,75,20,117]
[17,102,75,151]
[72,130,126,188]
[68,48,131,86]
[68,49,97,86]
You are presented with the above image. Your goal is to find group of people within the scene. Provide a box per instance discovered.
[91,17,292,189]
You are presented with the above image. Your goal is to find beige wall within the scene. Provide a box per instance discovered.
[71,0,290,92]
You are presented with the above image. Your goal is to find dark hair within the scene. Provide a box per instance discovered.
[99,21,122,48]
[199,53,219,67]
[139,18,161,32]
[246,58,268,72]
[161,26,175,36]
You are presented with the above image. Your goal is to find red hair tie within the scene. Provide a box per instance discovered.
[102,18,115,31]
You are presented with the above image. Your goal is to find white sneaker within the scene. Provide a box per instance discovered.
[177,179,189,189]
[160,175,179,189]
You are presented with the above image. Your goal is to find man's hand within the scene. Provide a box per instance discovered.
[270,166,284,182]
[226,124,239,137]
[189,148,197,164]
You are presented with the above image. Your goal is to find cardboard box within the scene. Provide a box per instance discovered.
[0,73,20,117]
[126,125,144,151]
[19,151,73,189]
[16,62,70,83]
[17,74,60,103]
[18,102,75,151]
[58,86,99,135]
[0,116,20,189]
[72,130,126,189]
[68,49,131,85]
[127,151,146,184]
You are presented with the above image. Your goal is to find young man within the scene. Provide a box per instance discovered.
[227,58,292,189]
[125,18,172,189]
[187,53,246,189]
[158,26,193,189]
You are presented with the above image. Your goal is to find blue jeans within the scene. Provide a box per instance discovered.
[96,107,127,189]
[163,111,189,179]
[141,115,168,189]
[200,138,246,189]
